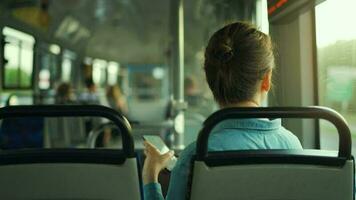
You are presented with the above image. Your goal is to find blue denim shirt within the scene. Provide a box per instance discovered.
[143,118,303,200]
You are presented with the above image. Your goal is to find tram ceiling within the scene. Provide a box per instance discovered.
[0,0,260,64]
[0,0,171,63]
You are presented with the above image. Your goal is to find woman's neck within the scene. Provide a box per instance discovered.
[221,100,260,108]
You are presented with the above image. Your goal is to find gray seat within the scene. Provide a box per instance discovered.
[190,150,354,200]
[0,105,141,200]
[0,149,142,200]
[188,107,354,200]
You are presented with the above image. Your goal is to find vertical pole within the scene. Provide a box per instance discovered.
[170,0,185,149]
[32,43,40,104]
[311,5,320,149]
[18,41,22,87]
[256,0,269,107]
[0,36,3,90]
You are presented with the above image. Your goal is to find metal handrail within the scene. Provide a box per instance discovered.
[196,106,352,160]
[87,122,119,148]
[0,105,134,158]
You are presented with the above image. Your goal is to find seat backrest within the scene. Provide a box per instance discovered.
[0,105,140,200]
[0,149,141,200]
[0,117,44,149]
[190,150,354,200]
[189,107,354,200]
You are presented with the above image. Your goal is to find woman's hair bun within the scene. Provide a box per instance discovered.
[215,44,234,63]
[204,21,275,105]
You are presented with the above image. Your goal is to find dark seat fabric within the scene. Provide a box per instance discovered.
[0,117,44,149]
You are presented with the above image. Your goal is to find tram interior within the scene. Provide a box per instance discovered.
[0,0,355,199]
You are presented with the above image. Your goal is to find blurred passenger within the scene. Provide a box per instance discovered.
[142,21,303,200]
[184,76,201,107]
[106,85,129,116]
[79,79,100,104]
[78,79,101,136]
[55,83,76,104]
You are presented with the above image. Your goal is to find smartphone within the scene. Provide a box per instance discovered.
[143,135,177,171]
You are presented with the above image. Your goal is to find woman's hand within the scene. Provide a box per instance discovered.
[142,140,174,185]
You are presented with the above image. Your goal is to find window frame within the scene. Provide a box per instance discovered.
[61,49,76,83]
[314,0,356,151]
[107,61,120,85]
[1,26,35,90]
[312,6,321,149]
[37,49,60,90]
[92,58,108,88]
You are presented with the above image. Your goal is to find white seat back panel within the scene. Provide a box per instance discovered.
[190,160,354,200]
[0,158,141,200]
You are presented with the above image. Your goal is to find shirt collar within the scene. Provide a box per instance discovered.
[211,118,282,132]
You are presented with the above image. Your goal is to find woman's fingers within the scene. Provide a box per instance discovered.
[143,140,160,154]
[144,140,155,149]
[142,142,175,184]
[161,150,174,161]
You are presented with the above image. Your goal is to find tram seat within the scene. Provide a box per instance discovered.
[189,107,354,200]
[0,105,141,199]
[189,150,354,200]
[0,117,44,149]
[0,149,142,200]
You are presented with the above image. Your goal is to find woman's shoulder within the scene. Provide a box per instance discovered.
[278,126,303,149]
[175,142,197,167]
[180,142,197,158]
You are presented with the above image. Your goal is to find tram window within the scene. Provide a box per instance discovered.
[128,65,168,100]
[92,59,107,87]
[61,50,76,82]
[315,0,356,154]
[38,69,50,90]
[38,44,60,90]
[61,58,72,82]
[107,62,119,85]
[2,27,35,89]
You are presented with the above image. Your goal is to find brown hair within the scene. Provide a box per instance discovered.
[106,85,123,100]
[56,83,73,104]
[204,21,275,105]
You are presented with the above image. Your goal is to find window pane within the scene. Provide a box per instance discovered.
[61,50,76,82]
[20,47,34,87]
[107,62,119,85]
[93,59,107,87]
[128,65,168,100]
[315,0,356,154]
[4,42,20,87]
[2,27,34,88]
[3,27,35,44]
[39,69,50,90]
[38,51,60,90]
[62,58,72,82]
